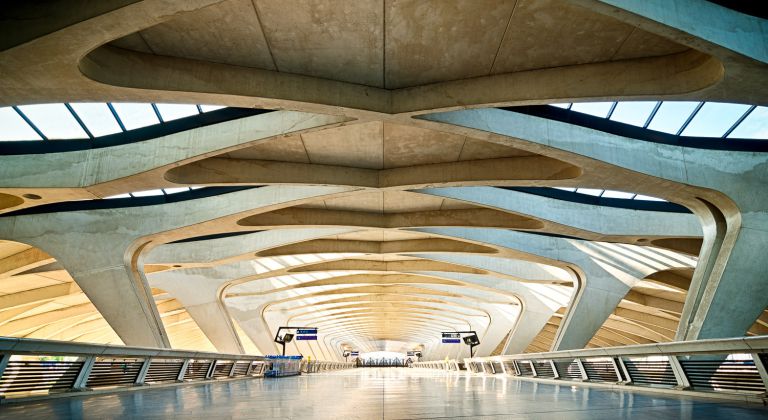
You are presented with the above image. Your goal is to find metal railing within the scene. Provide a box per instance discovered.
[416,336,768,402]
[0,337,358,401]
[0,337,267,400]
[300,361,355,373]
[412,360,461,371]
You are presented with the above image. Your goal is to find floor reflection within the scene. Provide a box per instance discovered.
[0,368,766,419]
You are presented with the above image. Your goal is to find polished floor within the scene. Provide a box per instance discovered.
[1,368,767,419]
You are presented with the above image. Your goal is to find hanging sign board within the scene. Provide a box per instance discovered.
[296,335,317,341]
[442,332,461,343]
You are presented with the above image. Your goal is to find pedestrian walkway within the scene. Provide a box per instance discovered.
[1,368,766,419]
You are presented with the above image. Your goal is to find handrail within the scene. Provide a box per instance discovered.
[415,337,768,403]
[0,336,265,361]
[475,336,768,362]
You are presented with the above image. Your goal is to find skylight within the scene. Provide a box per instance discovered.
[104,187,197,199]
[550,101,766,140]
[554,187,666,202]
[0,102,227,142]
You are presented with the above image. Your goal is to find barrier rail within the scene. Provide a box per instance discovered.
[0,337,267,400]
[412,360,461,371]
[300,361,355,373]
[0,338,357,401]
[415,336,768,403]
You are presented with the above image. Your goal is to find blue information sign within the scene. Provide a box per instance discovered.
[296,335,317,341]
[350,351,359,356]
[442,338,461,344]
[297,329,318,335]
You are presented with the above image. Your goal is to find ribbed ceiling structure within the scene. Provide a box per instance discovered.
[0,0,767,361]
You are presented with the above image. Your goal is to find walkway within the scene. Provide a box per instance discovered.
[1,368,766,419]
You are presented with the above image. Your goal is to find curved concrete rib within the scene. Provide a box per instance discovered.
[411,227,695,350]
[0,111,349,195]
[0,186,352,347]
[146,228,355,353]
[421,107,768,341]
[248,289,515,360]
[416,187,701,237]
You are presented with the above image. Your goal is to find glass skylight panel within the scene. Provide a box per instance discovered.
[646,101,701,134]
[554,187,577,192]
[681,102,752,137]
[156,104,199,121]
[111,103,160,130]
[104,193,131,199]
[16,103,87,139]
[162,187,191,194]
[570,102,614,118]
[727,106,768,139]
[199,105,225,112]
[609,102,658,127]
[0,107,43,141]
[69,103,122,136]
[634,194,666,202]
[549,103,571,109]
[575,188,603,196]
[131,189,164,197]
[601,190,635,199]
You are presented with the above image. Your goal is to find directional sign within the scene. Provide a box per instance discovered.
[350,351,359,356]
[407,351,415,356]
[296,335,317,341]
[442,332,460,339]
[442,339,461,344]
[297,329,318,335]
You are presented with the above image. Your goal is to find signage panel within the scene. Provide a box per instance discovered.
[297,328,318,335]
[442,338,461,344]
[296,335,317,341]
[350,351,359,356]
[442,332,460,339]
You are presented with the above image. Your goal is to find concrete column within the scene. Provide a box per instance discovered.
[0,186,352,348]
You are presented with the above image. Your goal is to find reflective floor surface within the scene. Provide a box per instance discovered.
[1,368,767,419]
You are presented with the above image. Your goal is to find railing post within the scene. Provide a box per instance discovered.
[72,356,96,391]
[245,360,255,376]
[751,353,768,391]
[500,359,508,375]
[135,358,152,385]
[0,354,10,379]
[610,358,624,383]
[529,361,538,377]
[228,361,238,377]
[206,360,217,379]
[550,360,559,379]
[177,359,191,382]
[617,357,632,385]
[668,355,692,390]
[575,358,589,381]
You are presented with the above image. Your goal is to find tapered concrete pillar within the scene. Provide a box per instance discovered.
[0,186,351,347]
